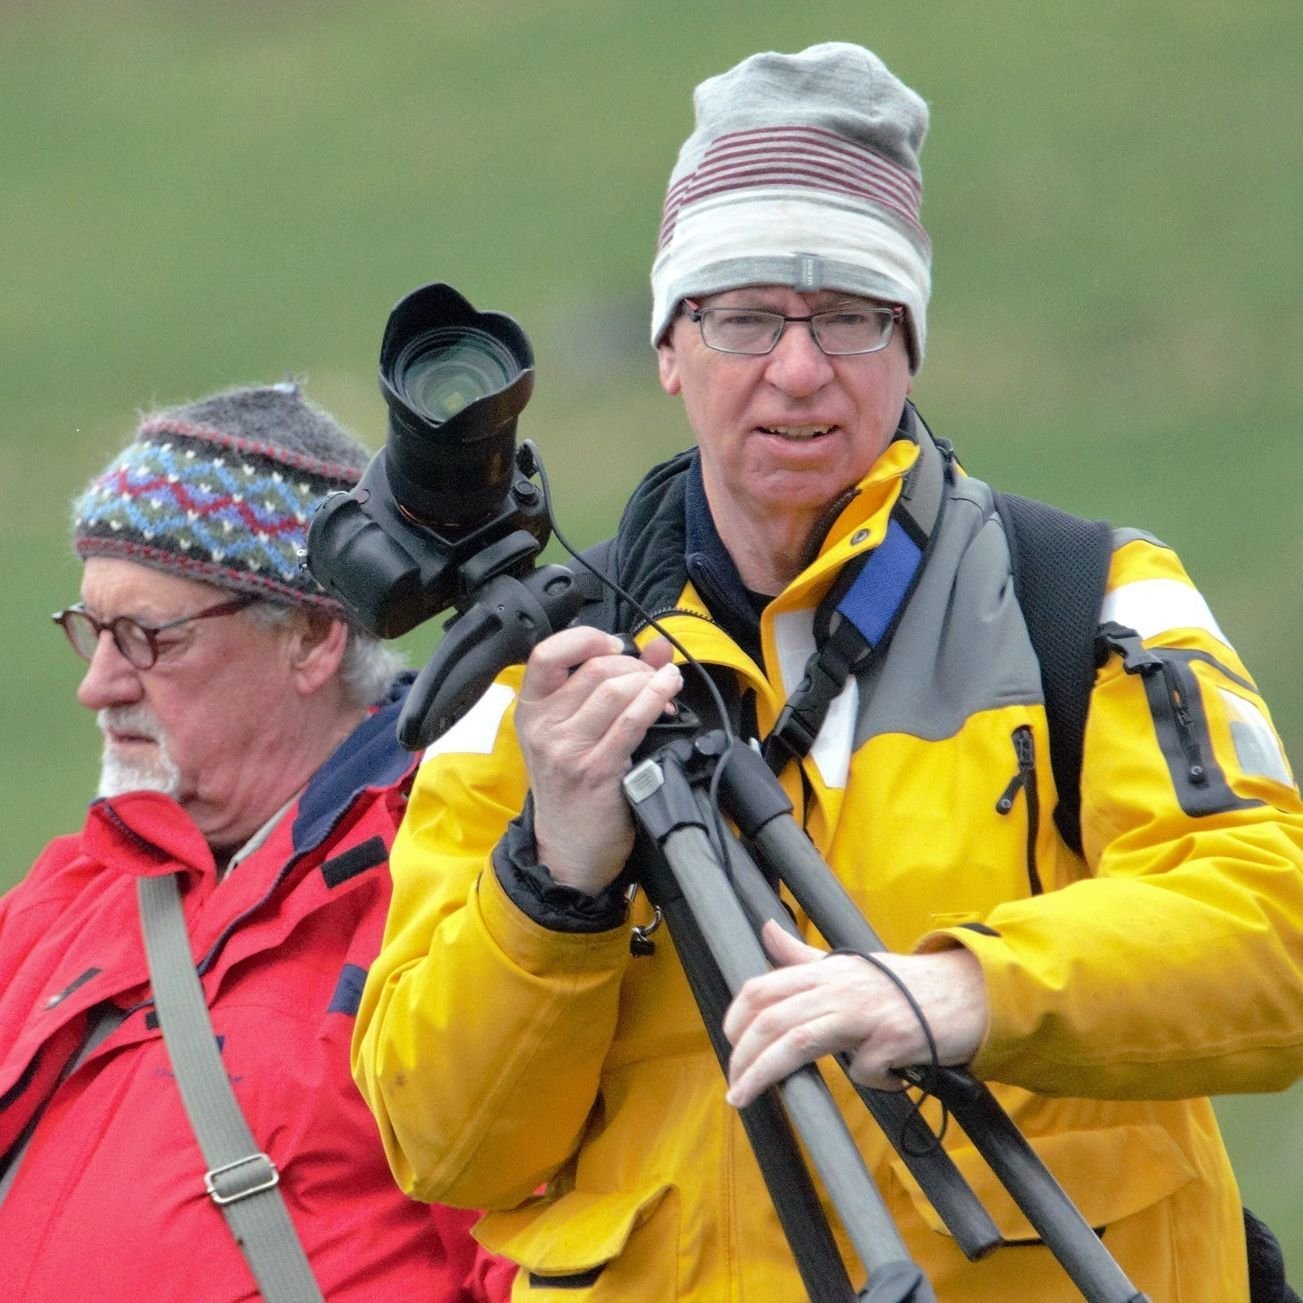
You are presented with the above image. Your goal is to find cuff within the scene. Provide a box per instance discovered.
[493,795,631,933]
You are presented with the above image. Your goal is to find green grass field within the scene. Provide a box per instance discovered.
[2,0,1300,1279]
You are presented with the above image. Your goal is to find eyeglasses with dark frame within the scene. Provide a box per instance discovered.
[683,299,905,357]
[51,595,256,671]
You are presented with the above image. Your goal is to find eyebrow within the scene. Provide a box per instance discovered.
[78,600,178,626]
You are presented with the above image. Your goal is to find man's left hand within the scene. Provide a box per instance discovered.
[722,920,990,1106]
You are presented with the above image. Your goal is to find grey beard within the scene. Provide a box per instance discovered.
[96,706,182,800]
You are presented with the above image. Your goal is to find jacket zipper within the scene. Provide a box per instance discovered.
[1156,659,1209,788]
[1099,623,1212,794]
[995,724,1043,895]
[630,606,719,638]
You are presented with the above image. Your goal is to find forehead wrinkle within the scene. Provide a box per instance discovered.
[78,592,189,628]
[80,560,229,626]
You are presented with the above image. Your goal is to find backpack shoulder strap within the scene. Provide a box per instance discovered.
[993,491,1112,857]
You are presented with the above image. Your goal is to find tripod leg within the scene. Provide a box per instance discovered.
[745,805,1150,1303]
[691,794,1002,1263]
[625,755,934,1301]
[635,861,860,1303]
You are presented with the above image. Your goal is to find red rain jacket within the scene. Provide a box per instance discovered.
[0,687,514,1301]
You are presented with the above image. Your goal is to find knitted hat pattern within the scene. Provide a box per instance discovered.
[72,383,369,612]
[650,43,932,371]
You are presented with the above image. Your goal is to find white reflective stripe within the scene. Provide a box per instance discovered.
[769,606,854,790]
[1218,688,1295,788]
[811,680,856,791]
[1100,579,1231,648]
[770,606,816,698]
[419,682,515,763]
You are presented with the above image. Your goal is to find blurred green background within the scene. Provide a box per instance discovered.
[3,0,1300,1277]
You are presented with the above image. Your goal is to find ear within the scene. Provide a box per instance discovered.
[287,613,349,696]
[657,328,682,396]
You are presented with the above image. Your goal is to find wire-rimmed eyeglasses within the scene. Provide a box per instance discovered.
[683,300,905,357]
[51,595,255,670]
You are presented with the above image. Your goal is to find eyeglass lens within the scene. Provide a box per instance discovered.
[54,596,253,670]
[58,609,157,668]
[700,307,896,356]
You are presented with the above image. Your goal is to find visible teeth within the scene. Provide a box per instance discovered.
[762,425,833,440]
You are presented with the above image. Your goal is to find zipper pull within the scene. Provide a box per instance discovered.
[996,725,1036,813]
[1159,660,1209,786]
[996,772,1025,814]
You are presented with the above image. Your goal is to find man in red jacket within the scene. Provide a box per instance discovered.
[0,382,514,1301]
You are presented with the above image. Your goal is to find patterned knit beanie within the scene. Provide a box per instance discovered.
[650,43,932,371]
[72,382,370,613]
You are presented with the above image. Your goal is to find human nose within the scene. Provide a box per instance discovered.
[762,318,835,396]
[76,630,144,711]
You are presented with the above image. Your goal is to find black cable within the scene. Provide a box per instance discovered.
[826,947,950,1155]
[531,443,737,750]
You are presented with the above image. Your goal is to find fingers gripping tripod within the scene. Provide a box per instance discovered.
[621,715,1151,1303]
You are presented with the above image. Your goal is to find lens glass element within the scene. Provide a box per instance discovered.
[393,327,518,425]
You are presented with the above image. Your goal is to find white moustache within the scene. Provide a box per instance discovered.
[98,705,164,743]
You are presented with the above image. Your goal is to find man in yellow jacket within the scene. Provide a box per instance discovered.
[353,43,1303,1301]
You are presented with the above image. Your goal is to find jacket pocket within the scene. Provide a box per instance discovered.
[476,1182,678,1298]
[888,1122,1196,1244]
[1098,625,1262,817]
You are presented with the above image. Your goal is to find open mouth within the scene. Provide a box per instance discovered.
[758,424,836,442]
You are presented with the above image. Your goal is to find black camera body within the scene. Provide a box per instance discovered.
[307,282,549,640]
[306,438,554,642]
[307,282,584,747]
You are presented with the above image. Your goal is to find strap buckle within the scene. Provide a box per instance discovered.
[1097,621,1162,676]
[205,1152,280,1206]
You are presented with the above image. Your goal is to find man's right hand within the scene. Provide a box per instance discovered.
[516,626,682,896]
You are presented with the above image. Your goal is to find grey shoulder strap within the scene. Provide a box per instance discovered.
[137,873,324,1303]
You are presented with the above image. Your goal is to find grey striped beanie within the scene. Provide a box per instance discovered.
[650,43,932,371]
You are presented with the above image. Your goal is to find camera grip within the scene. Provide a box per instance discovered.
[396,566,583,750]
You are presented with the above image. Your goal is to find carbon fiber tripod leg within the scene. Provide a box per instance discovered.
[625,751,934,1302]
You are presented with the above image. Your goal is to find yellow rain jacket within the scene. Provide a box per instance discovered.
[355,418,1303,1301]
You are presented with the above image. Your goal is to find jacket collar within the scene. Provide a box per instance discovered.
[291,675,417,852]
[84,790,214,878]
[612,403,926,628]
[684,456,768,664]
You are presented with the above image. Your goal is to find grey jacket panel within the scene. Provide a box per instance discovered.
[1112,525,1168,551]
[854,477,1044,748]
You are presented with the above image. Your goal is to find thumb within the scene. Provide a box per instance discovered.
[760,918,823,968]
[639,635,677,669]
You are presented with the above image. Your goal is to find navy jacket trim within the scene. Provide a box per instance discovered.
[328,964,369,1016]
[292,675,416,854]
[320,837,387,889]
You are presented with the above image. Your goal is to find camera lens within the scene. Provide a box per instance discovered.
[377,282,535,529]
[393,327,519,425]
